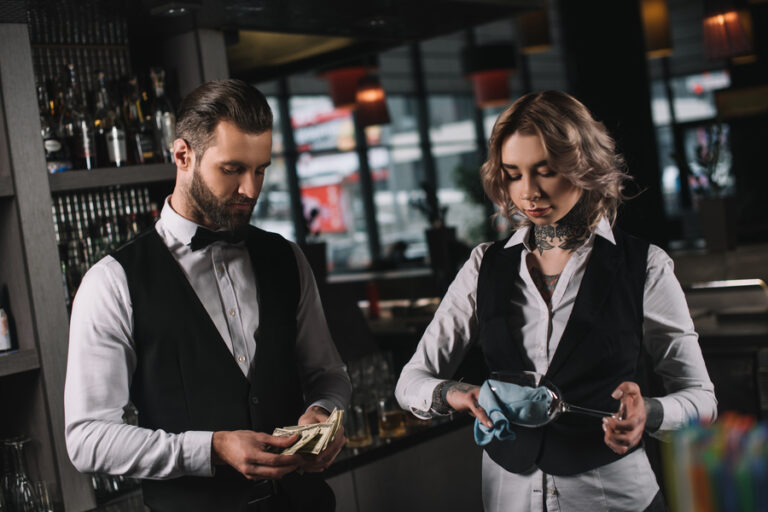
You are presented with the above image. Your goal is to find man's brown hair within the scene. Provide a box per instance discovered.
[176,79,273,157]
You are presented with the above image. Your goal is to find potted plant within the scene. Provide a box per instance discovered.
[410,182,468,293]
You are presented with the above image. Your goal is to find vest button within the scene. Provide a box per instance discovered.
[251,396,259,405]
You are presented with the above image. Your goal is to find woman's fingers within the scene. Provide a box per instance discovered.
[469,402,494,429]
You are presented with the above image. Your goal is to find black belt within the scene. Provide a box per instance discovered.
[246,479,279,510]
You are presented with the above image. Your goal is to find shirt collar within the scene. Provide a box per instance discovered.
[503,216,616,251]
[159,197,205,247]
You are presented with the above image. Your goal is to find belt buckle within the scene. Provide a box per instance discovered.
[247,479,277,505]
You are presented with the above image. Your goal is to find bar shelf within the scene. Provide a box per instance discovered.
[48,163,176,192]
[31,43,128,50]
[0,176,14,197]
[0,348,41,378]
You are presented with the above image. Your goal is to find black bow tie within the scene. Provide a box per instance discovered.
[190,227,247,251]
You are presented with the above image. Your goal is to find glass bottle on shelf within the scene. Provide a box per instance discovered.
[60,63,97,170]
[123,76,158,165]
[0,285,14,353]
[37,83,71,174]
[94,71,128,168]
[149,68,176,163]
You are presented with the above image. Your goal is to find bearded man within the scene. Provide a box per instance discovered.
[64,79,351,512]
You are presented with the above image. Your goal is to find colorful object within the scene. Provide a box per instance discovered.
[662,412,768,512]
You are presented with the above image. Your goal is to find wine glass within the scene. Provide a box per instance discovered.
[489,371,618,427]
[2,437,36,512]
[34,482,53,512]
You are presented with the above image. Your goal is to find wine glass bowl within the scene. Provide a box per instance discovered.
[489,371,616,426]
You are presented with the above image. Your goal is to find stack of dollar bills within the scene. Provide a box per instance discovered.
[271,408,344,455]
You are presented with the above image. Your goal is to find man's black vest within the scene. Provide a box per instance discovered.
[112,226,306,511]
[477,228,649,476]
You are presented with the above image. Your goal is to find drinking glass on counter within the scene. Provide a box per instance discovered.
[376,396,406,439]
[345,404,373,449]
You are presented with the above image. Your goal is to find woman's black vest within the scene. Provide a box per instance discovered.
[477,228,649,476]
[111,226,306,511]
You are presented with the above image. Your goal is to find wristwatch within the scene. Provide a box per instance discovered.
[430,380,453,415]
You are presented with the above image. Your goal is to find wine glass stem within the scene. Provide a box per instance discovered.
[563,403,615,418]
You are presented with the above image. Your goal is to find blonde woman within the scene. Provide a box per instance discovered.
[396,91,716,512]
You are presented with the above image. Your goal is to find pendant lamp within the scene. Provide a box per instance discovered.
[355,74,390,127]
[702,0,754,60]
[462,43,517,108]
[518,9,552,55]
[322,66,369,109]
[641,0,673,58]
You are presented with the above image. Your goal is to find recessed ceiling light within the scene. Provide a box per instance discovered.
[149,1,201,17]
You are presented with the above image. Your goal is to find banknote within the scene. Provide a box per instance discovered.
[271,408,344,455]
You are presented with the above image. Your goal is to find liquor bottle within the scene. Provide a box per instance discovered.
[37,83,72,174]
[0,284,13,352]
[60,64,97,170]
[94,71,128,168]
[149,68,176,163]
[123,76,157,165]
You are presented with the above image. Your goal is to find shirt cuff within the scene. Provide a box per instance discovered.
[652,395,684,432]
[644,397,663,432]
[410,378,452,418]
[182,431,215,477]
[308,400,337,415]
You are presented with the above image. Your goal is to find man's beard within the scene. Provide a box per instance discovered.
[188,164,255,231]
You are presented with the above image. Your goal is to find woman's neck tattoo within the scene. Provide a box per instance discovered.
[530,195,590,255]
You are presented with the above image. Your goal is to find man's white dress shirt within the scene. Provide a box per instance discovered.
[396,218,717,512]
[64,199,351,478]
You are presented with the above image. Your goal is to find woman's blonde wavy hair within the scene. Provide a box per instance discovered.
[480,90,632,230]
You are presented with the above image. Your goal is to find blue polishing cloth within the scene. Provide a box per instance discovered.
[473,379,553,446]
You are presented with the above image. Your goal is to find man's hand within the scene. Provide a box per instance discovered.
[603,381,646,454]
[297,405,346,472]
[444,382,494,429]
[212,430,302,480]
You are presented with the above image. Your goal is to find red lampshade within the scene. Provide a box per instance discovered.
[702,5,754,60]
[355,74,390,127]
[470,70,511,108]
[322,67,368,109]
[461,43,516,108]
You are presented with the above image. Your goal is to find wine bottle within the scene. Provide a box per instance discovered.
[37,83,71,174]
[123,76,157,165]
[60,64,97,170]
[94,71,128,168]
[149,68,176,163]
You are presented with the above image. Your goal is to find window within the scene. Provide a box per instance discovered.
[369,96,429,264]
[251,97,294,241]
[649,70,733,225]
[429,94,487,246]
[291,96,371,272]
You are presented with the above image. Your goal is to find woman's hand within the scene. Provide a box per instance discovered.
[444,382,494,429]
[603,381,646,454]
